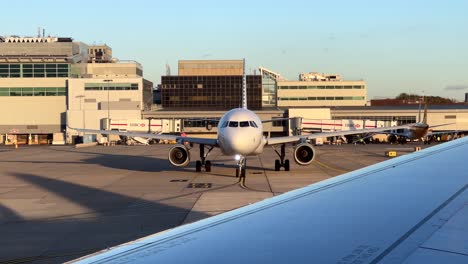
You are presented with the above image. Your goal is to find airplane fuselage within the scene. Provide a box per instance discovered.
[403,123,429,139]
[217,108,266,156]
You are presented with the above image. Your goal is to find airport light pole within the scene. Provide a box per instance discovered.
[103,79,113,140]
[75,95,85,135]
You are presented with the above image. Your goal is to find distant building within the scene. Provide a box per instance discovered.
[0,35,152,144]
[277,72,366,108]
[299,72,342,82]
[258,68,367,108]
[161,60,262,110]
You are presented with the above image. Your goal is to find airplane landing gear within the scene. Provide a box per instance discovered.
[236,156,246,178]
[273,144,290,171]
[196,144,214,172]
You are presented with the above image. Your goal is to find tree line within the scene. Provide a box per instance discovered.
[396,93,456,104]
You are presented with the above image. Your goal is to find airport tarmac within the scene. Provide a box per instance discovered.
[0,143,429,263]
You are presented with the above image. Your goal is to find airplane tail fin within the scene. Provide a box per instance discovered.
[417,100,422,123]
[242,58,247,109]
[417,95,427,124]
[422,103,428,125]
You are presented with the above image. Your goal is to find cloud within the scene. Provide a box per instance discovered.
[445,85,468,91]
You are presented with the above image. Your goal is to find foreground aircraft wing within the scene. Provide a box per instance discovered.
[69,127,218,146]
[70,135,468,264]
[266,124,412,145]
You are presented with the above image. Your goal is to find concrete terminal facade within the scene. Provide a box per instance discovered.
[277,72,367,107]
[0,35,152,144]
[331,105,468,130]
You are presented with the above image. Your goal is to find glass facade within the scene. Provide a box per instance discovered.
[84,83,139,91]
[0,87,66,96]
[161,75,262,109]
[261,73,277,107]
[0,63,69,78]
[278,96,365,101]
[278,85,364,90]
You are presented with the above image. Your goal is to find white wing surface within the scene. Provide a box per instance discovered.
[267,124,412,145]
[70,137,468,263]
[70,127,218,146]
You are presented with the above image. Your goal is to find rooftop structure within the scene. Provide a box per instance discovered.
[88,44,113,63]
[299,72,342,82]
[0,36,73,43]
[178,60,244,76]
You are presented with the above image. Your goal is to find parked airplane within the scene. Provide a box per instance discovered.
[69,132,468,264]
[385,104,453,144]
[70,61,410,177]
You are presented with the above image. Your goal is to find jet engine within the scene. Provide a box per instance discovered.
[168,144,190,167]
[293,143,315,165]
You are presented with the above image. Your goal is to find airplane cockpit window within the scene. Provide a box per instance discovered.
[249,121,258,128]
[240,121,249,127]
[221,121,228,128]
[229,121,239,127]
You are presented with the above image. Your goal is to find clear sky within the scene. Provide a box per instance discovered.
[2,0,468,100]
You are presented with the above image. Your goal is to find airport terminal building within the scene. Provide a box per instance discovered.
[0,35,152,144]
[161,60,262,110]
[1,36,467,145]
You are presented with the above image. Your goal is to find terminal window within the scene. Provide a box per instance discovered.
[0,63,69,78]
[84,83,139,91]
[0,87,66,96]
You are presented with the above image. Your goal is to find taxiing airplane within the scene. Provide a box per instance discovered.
[69,129,468,264]
[70,61,411,177]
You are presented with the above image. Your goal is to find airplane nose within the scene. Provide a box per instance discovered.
[227,130,257,155]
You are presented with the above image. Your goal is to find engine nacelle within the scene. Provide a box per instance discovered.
[168,144,190,167]
[293,143,315,165]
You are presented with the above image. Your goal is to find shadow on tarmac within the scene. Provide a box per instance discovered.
[0,172,209,263]
[51,147,275,173]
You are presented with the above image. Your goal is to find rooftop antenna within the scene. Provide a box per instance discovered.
[166,63,171,76]
[242,58,247,109]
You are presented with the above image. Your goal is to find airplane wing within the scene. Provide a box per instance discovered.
[69,127,218,146]
[429,123,455,129]
[266,124,412,145]
[69,137,468,264]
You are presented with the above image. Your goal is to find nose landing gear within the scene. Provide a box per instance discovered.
[235,155,246,178]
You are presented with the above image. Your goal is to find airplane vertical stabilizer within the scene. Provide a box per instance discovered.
[422,103,428,125]
[417,101,422,123]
